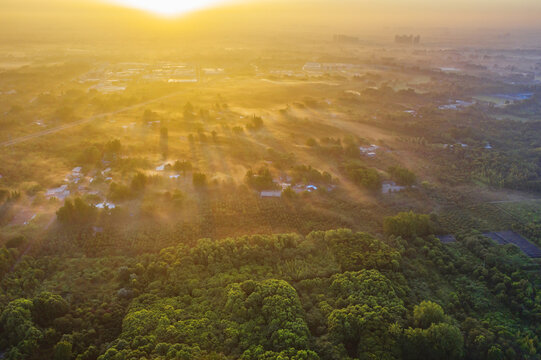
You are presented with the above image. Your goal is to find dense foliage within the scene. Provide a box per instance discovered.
[1,226,539,359]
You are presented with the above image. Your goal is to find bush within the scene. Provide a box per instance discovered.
[344,163,381,190]
[246,115,264,131]
[413,301,445,329]
[109,182,132,201]
[388,166,416,186]
[193,173,207,187]
[245,168,276,190]
[5,236,25,249]
[56,198,97,226]
[306,138,317,147]
[173,160,193,173]
[383,211,434,238]
[131,172,148,192]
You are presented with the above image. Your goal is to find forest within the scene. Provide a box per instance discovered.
[1,223,540,359]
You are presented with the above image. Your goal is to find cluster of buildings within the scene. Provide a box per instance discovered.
[45,167,85,200]
[442,143,493,150]
[45,184,70,200]
[259,175,329,198]
[79,62,227,94]
[259,184,321,198]
[45,166,114,209]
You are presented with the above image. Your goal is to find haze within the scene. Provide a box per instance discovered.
[2,0,541,36]
[1,0,541,359]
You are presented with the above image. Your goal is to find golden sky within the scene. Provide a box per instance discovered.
[1,0,540,44]
[101,0,541,23]
[105,0,236,15]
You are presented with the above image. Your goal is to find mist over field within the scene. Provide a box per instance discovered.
[1,1,541,359]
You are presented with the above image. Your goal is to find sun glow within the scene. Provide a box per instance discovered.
[107,0,231,16]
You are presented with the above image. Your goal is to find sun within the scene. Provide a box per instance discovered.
[108,0,230,16]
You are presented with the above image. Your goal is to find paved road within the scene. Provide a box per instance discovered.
[488,199,541,204]
[0,91,183,147]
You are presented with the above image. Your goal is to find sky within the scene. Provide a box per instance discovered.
[2,0,541,44]
[101,0,541,15]
[98,0,541,28]
[106,0,236,15]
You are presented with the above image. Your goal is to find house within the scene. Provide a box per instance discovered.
[203,68,224,75]
[321,63,355,71]
[360,145,379,156]
[303,62,356,72]
[292,184,319,194]
[96,202,116,209]
[279,182,292,190]
[156,163,170,171]
[382,181,405,194]
[260,190,282,198]
[46,185,70,200]
[303,62,322,72]
[92,226,104,235]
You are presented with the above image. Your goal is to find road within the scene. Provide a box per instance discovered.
[488,199,541,204]
[0,91,184,147]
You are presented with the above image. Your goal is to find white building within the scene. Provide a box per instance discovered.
[46,185,70,200]
[382,181,405,194]
[260,190,282,198]
[303,62,322,72]
[360,145,379,157]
